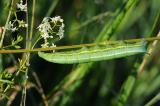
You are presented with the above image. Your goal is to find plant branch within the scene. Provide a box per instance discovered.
[0,36,160,54]
[45,0,60,17]
[0,0,14,48]
[28,0,36,49]
[145,92,160,106]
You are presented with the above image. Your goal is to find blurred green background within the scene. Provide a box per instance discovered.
[0,0,160,106]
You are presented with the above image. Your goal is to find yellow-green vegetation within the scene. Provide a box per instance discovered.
[0,0,160,106]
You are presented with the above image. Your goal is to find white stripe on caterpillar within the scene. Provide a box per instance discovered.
[38,42,146,64]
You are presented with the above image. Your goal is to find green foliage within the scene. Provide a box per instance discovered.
[112,75,136,106]
[11,36,23,49]
[0,55,3,72]
[0,0,160,106]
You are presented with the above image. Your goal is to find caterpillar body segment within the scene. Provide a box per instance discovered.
[38,42,146,64]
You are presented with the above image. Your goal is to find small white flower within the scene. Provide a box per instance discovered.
[51,43,56,47]
[16,0,27,12]
[51,43,56,52]
[51,16,63,23]
[57,23,65,39]
[38,16,65,48]
[6,21,17,32]
[25,24,28,27]
[18,20,27,28]
[38,18,52,39]
[6,21,13,29]
[11,27,17,32]
[51,16,65,39]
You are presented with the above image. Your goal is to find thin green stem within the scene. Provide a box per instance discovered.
[0,36,160,54]
[20,0,30,105]
[29,0,36,49]
[145,92,160,106]
[2,44,15,49]
[72,11,112,31]
[31,35,42,49]
[20,0,36,105]
[25,2,29,49]
[96,0,138,41]
[46,0,60,17]
[0,79,13,84]
[0,0,14,48]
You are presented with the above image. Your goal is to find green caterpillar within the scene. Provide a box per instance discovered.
[38,42,146,64]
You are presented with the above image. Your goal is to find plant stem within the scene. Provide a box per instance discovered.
[21,0,35,105]
[72,11,112,31]
[45,0,60,17]
[20,0,29,105]
[138,33,160,77]
[29,0,36,49]
[31,35,42,49]
[137,12,160,77]
[96,0,138,41]
[0,0,14,48]
[0,79,14,84]
[0,36,160,54]
[145,92,160,106]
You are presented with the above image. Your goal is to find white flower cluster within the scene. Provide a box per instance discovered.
[18,20,28,28]
[16,0,27,12]
[38,16,65,48]
[38,17,52,40]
